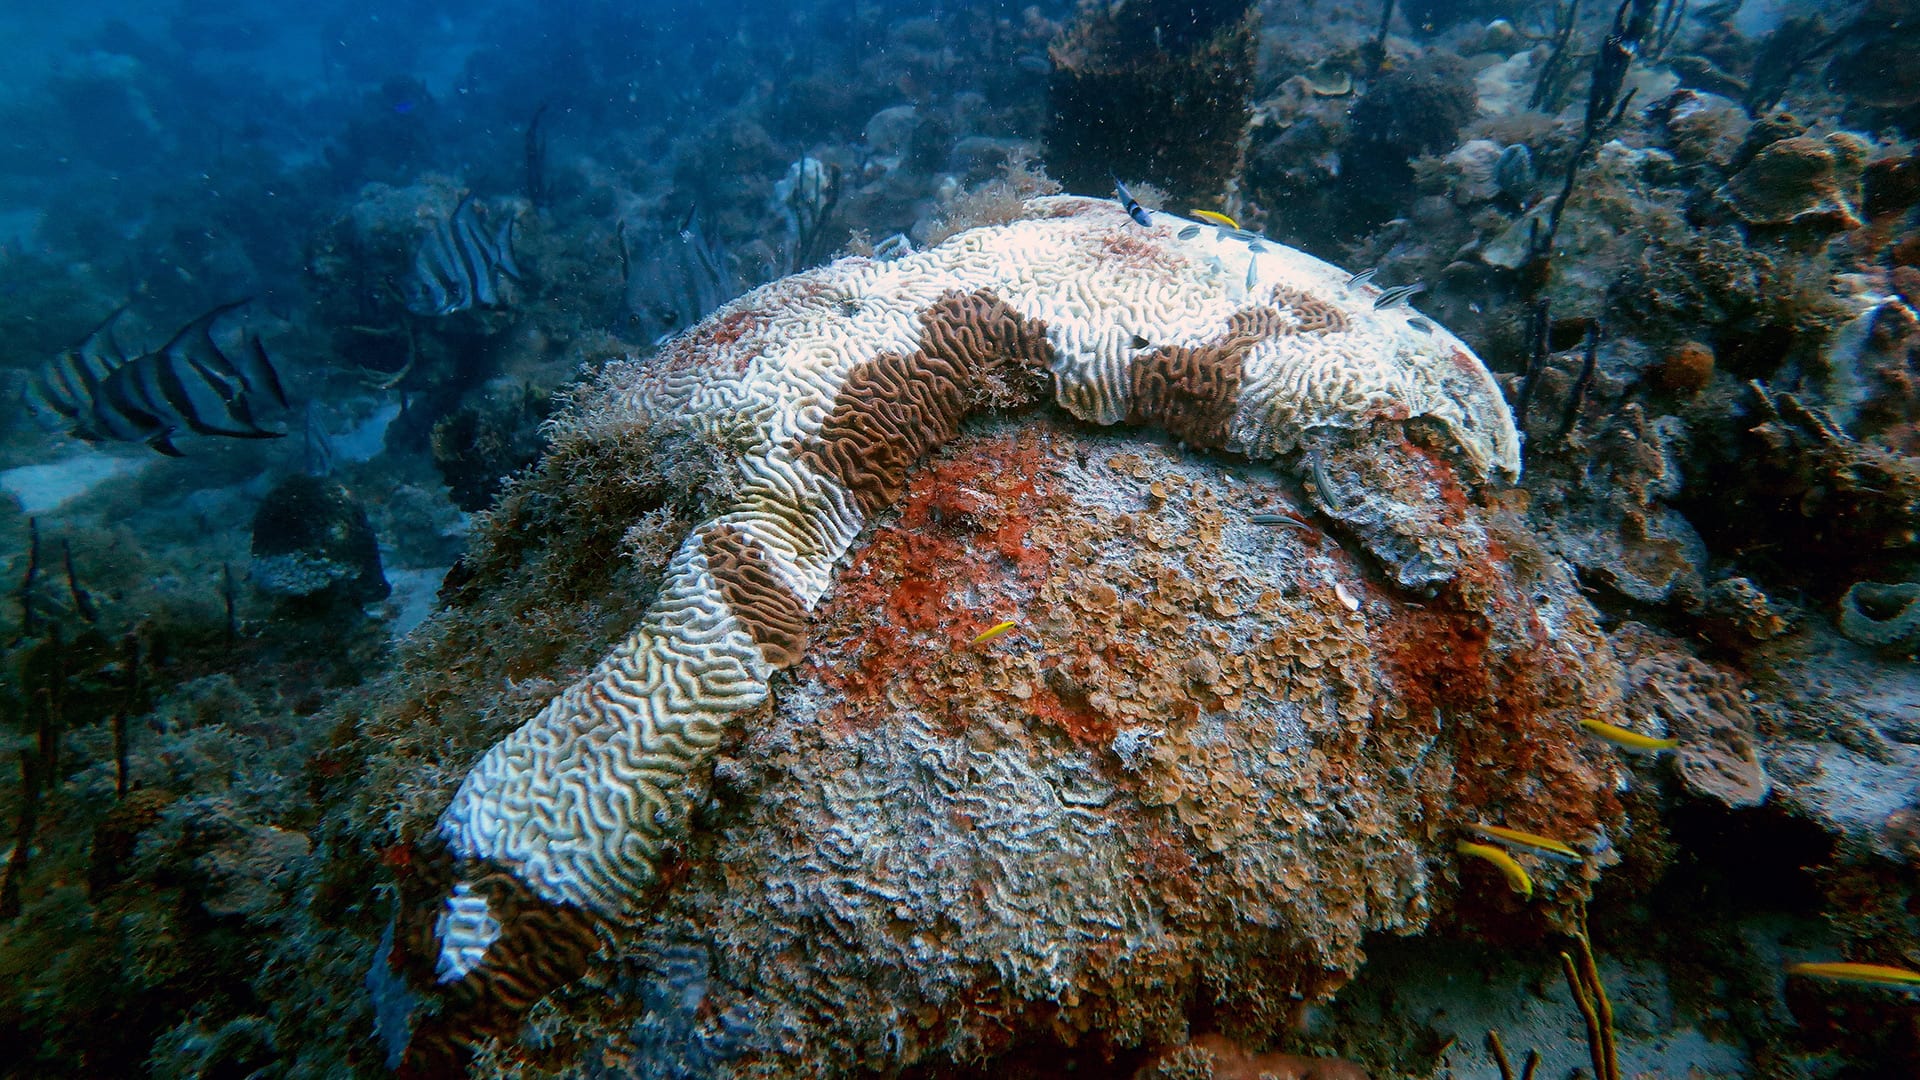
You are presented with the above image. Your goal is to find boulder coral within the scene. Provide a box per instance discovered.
[369,196,1632,1073]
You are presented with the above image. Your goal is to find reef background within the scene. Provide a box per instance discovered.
[1,0,1917,1078]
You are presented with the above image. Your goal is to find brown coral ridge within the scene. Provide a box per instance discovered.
[387,841,603,1074]
[1129,295,1361,450]
[1128,336,1246,448]
[705,524,809,668]
[795,289,1055,516]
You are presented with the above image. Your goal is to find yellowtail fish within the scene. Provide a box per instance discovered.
[1787,961,1920,989]
[1469,823,1584,865]
[1457,841,1533,899]
[1191,209,1239,229]
[971,619,1018,645]
[1579,718,1679,752]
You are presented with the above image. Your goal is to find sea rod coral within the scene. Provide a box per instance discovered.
[383,195,1597,1068]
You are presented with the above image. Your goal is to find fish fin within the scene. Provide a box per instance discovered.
[247,336,291,410]
[148,431,185,456]
[155,298,251,362]
[495,214,521,281]
[80,303,134,364]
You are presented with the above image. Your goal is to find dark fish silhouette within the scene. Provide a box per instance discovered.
[1494,143,1534,198]
[404,194,521,316]
[621,208,739,345]
[25,301,288,456]
[1112,176,1152,228]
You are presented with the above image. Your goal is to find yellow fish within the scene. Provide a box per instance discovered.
[971,619,1017,646]
[1191,209,1239,229]
[1787,961,1920,989]
[1469,823,1584,865]
[1579,718,1679,753]
[1457,840,1533,899]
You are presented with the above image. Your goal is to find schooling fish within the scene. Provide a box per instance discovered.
[29,301,288,456]
[1345,267,1378,290]
[405,194,521,316]
[1787,961,1920,989]
[1112,177,1153,228]
[1177,224,1202,241]
[1468,823,1584,865]
[1579,718,1679,753]
[1191,209,1239,229]
[1457,840,1533,899]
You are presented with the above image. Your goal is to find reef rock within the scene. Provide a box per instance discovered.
[1747,625,1920,860]
[1441,139,1506,206]
[1837,580,1920,653]
[1136,1033,1369,1080]
[1616,624,1770,809]
[249,474,389,605]
[1715,132,1870,231]
[359,196,1630,1075]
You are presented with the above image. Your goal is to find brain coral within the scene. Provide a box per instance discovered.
[380,196,1620,1072]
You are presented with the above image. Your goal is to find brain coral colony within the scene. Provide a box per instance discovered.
[351,194,1625,1076]
[6,0,1920,1078]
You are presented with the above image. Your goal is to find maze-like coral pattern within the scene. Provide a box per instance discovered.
[613,422,1625,1072]
[425,196,1522,986]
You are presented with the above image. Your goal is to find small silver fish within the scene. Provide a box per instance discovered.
[1408,317,1434,334]
[1373,283,1427,310]
[1346,267,1378,289]
[1249,513,1309,528]
[1245,257,1259,291]
[1177,224,1202,241]
[1247,241,1267,253]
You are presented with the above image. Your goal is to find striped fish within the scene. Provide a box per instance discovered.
[405,194,521,316]
[26,302,288,456]
[25,305,132,432]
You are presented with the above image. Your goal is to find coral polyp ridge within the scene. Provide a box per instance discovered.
[429,195,1523,968]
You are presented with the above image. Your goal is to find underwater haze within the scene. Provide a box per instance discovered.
[2,0,1919,1077]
